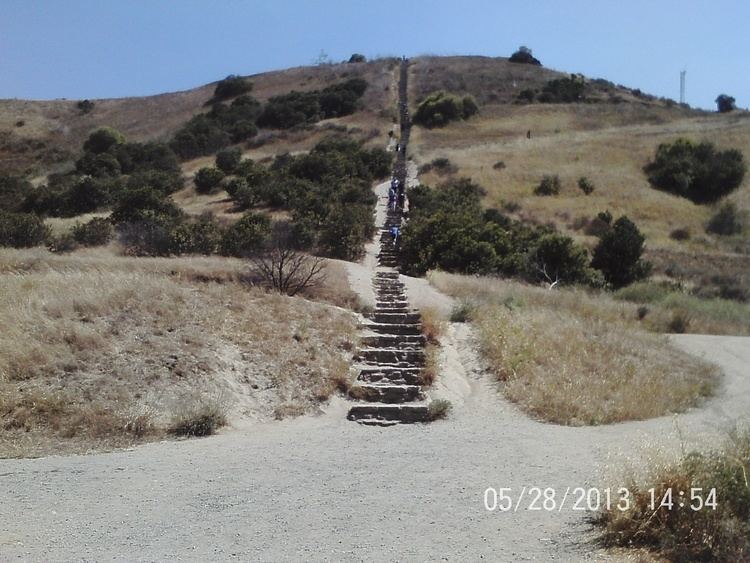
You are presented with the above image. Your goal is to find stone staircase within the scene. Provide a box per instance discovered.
[346,57,431,426]
[347,272,431,425]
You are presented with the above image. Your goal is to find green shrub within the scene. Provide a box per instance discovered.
[76,99,94,114]
[67,176,111,213]
[706,202,746,235]
[110,188,183,225]
[213,75,252,101]
[348,53,366,63]
[517,89,535,103]
[48,232,78,253]
[215,148,242,174]
[413,91,479,128]
[170,114,232,160]
[577,176,595,195]
[644,139,746,204]
[218,212,270,257]
[509,46,541,65]
[82,127,125,154]
[427,399,452,421]
[715,94,736,113]
[168,216,221,255]
[0,212,50,247]
[591,216,652,288]
[669,227,691,241]
[450,301,477,322]
[0,174,32,212]
[534,175,560,196]
[193,167,225,194]
[538,75,585,103]
[525,232,595,286]
[168,398,227,437]
[71,217,114,246]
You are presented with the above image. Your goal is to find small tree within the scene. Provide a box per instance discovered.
[578,176,595,195]
[509,46,541,66]
[215,148,242,174]
[213,75,252,101]
[706,202,746,235]
[348,53,366,63]
[534,175,561,196]
[218,212,270,257]
[83,127,125,154]
[591,216,651,288]
[251,240,326,296]
[193,167,225,194]
[0,212,50,247]
[716,94,736,113]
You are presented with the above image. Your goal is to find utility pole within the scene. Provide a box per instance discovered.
[679,70,686,104]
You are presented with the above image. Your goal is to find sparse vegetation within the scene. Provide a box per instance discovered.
[534,174,560,196]
[597,429,750,562]
[644,139,746,204]
[431,272,719,425]
[0,249,359,457]
[706,202,746,236]
[168,395,227,437]
[577,176,594,195]
[427,399,452,421]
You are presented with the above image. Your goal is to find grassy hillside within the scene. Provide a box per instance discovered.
[407,56,750,285]
[0,58,399,177]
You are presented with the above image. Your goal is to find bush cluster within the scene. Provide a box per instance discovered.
[413,91,479,128]
[533,175,560,196]
[706,202,746,235]
[22,129,183,218]
[401,178,650,289]
[399,178,597,285]
[170,95,261,159]
[224,136,388,259]
[644,138,746,204]
[0,174,32,212]
[538,75,585,103]
[212,75,253,101]
[0,211,50,247]
[257,78,368,130]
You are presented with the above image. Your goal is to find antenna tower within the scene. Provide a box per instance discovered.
[679,70,686,104]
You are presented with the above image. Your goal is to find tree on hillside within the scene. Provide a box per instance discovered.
[509,46,541,66]
[83,127,125,154]
[348,53,366,63]
[716,94,736,113]
[591,216,651,288]
[213,75,252,101]
[644,138,746,203]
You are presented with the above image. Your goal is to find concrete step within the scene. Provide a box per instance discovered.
[356,348,425,365]
[369,312,421,324]
[349,383,422,403]
[362,322,422,335]
[361,334,426,348]
[375,272,399,279]
[357,367,423,385]
[347,403,430,424]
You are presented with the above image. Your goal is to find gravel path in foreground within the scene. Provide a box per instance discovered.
[1,332,748,562]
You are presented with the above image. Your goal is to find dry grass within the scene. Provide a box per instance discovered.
[419,306,446,344]
[1,58,399,176]
[431,272,719,425]
[597,427,750,562]
[408,57,750,286]
[0,247,359,457]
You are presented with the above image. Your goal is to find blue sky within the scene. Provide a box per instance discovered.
[1,0,747,109]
